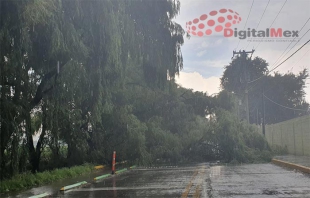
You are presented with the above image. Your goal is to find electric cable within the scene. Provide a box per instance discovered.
[264,94,308,112]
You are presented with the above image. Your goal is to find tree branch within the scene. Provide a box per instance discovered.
[29,60,69,109]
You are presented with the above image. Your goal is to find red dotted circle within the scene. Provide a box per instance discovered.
[200,14,208,20]
[210,10,217,16]
[215,25,223,32]
[197,31,204,37]
[198,23,205,29]
[218,16,225,23]
[205,29,212,35]
[219,9,227,13]
[187,8,241,36]
[207,20,215,26]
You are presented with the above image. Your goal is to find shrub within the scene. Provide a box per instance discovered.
[0,164,94,193]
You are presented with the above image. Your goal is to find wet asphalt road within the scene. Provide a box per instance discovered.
[51,163,310,198]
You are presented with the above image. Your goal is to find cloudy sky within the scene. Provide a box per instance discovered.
[174,0,310,102]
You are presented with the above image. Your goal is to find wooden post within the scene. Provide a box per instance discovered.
[112,151,116,174]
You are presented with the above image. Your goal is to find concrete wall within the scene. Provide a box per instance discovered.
[265,115,310,156]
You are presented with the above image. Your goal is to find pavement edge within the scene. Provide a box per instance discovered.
[28,192,50,198]
[272,158,310,174]
[60,181,87,191]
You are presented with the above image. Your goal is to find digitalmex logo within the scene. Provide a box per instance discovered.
[186,8,242,37]
[186,8,299,40]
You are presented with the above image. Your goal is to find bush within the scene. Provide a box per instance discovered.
[213,109,273,163]
[0,164,94,193]
[270,145,288,155]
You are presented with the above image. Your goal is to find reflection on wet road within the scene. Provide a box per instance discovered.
[56,165,206,197]
[210,164,310,197]
[52,163,310,198]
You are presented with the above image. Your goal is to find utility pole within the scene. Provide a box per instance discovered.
[232,49,255,124]
[262,87,266,136]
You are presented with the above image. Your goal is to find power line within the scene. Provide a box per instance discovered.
[271,28,310,69]
[245,0,271,50]
[255,0,288,50]
[264,94,308,112]
[289,47,310,71]
[248,38,310,84]
[256,0,271,30]
[248,78,262,91]
[269,38,310,72]
[235,0,255,50]
[245,19,309,83]
[249,44,310,95]
[271,17,310,68]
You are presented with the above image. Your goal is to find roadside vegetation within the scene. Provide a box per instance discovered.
[0,0,308,194]
[0,164,94,193]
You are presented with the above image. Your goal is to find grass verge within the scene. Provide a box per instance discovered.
[0,163,94,194]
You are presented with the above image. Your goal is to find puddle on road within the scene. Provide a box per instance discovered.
[262,189,279,195]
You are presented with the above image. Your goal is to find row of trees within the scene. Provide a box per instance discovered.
[0,0,273,180]
[221,56,309,124]
[0,0,186,178]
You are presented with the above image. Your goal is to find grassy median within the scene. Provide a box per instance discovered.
[0,163,94,193]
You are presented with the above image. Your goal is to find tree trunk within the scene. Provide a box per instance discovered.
[25,112,37,173]
[10,134,19,176]
[0,146,5,180]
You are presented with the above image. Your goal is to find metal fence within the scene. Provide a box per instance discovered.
[265,115,310,156]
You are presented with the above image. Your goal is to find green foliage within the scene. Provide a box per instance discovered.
[211,109,272,163]
[262,70,309,123]
[146,117,182,163]
[221,55,309,124]
[270,145,288,156]
[0,164,94,193]
[1,0,274,188]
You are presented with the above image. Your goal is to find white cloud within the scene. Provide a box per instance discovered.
[176,71,221,95]
[188,59,228,68]
[201,41,209,48]
[196,38,224,50]
[215,39,223,45]
[197,50,207,57]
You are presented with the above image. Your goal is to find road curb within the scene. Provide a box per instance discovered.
[94,165,105,170]
[28,192,50,198]
[60,181,87,191]
[115,168,128,174]
[272,159,310,174]
[115,160,128,165]
[94,173,111,181]
[94,167,132,181]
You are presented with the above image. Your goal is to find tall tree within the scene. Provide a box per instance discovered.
[221,55,309,124]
